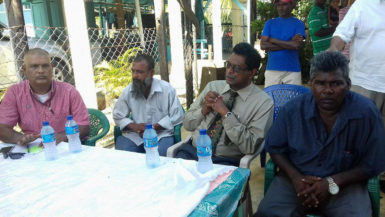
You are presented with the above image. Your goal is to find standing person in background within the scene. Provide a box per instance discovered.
[328,0,340,28]
[338,0,355,60]
[329,0,385,125]
[261,0,306,87]
[308,0,335,55]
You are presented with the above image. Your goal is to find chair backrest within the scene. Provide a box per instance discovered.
[264,84,311,120]
[85,108,110,146]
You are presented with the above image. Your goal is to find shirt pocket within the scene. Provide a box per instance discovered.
[47,109,68,133]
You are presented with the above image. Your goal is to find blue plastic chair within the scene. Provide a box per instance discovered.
[260,84,311,167]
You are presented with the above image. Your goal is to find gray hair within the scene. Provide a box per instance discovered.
[23,48,50,62]
[310,51,349,82]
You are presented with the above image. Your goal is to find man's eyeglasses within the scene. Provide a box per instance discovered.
[225,61,249,73]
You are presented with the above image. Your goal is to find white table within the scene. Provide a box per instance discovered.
[0,143,238,217]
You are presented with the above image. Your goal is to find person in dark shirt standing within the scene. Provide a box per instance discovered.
[308,0,335,54]
[328,0,340,28]
[256,51,385,217]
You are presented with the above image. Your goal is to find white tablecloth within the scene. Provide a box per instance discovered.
[0,143,235,217]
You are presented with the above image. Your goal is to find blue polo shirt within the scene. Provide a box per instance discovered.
[262,17,306,72]
[265,91,385,178]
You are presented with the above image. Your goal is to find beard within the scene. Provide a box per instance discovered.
[132,77,152,98]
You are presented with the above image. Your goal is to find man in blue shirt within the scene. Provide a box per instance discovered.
[256,51,385,217]
[261,0,306,87]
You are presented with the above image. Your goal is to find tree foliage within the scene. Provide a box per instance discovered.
[94,47,140,100]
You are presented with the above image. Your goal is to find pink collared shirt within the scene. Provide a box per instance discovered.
[0,80,89,135]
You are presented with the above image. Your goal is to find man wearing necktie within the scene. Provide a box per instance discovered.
[177,42,274,166]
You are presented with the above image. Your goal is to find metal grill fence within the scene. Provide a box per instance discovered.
[0,26,74,90]
[0,26,158,92]
[89,27,158,68]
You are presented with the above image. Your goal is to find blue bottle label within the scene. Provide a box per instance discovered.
[65,125,79,135]
[197,145,212,157]
[144,137,158,148]
[42,133,56,143]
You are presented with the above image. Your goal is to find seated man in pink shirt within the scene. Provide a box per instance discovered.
[0,48,90,146]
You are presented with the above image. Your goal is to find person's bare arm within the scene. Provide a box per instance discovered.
[328,36,346,51]
[260,36,284,51]
[79,125,90,140]
[299,167,369,207]
[0,123,40,145]
[314,26,335,37]
[269,34,304,50]
[271,153,321,206]
[55,125,90,144]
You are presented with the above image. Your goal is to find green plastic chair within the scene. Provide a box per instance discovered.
[264,159,380,217]
[84,108,110,146]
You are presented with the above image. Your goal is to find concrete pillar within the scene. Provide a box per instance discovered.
[212,0,223,66]
[232,1,243,46]
[168,0,185,95]
[63,0,97,108]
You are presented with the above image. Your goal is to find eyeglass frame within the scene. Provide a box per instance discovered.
[225,61,250,73]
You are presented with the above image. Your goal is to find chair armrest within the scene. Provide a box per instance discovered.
[114,126,122,144]
[368,175,380,217]
[264,159,277,195]
[239,140,265,168]
[173,123,182,143]
[84,122,110,146]
[239,154,258,169]
[167,134,192,158]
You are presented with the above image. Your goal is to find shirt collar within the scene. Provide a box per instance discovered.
[129,78,161,91]
[149,78,162,93]
[305,91,363,120]
[28,80,56,103]
[219,82,256,102]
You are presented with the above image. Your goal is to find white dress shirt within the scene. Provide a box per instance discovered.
[113,78,184,145]
[333,0,385,93]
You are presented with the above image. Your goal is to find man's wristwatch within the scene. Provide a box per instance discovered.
[326,177,339,195]
[224,112,232,119]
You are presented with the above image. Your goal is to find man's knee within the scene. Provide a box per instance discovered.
[115,136,129,150]
[255,199,274,217]
[175,149,192,160]
[158,136,174,156]
[115,136,143,153]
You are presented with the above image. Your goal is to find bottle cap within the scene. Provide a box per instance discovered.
[199,129,207,135]
[42,121,50,126]
[66,115,73,120]
[146,124,153,129]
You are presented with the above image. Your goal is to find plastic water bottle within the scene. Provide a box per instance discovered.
[65,115,82,153]
[197,129,213,173]
[41,121,58,161]
[143,124,160,168]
